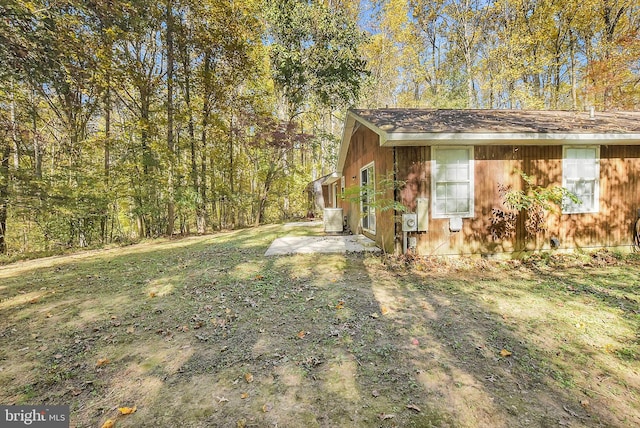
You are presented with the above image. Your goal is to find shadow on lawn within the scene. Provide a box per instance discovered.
[389,261,640,427]
[1,227,638,427]
[127,252,456,427]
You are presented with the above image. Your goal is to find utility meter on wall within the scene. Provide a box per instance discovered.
[402,213,418,232]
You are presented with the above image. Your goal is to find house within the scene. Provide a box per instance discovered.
[305,173,341,217]
[335,108,640,256]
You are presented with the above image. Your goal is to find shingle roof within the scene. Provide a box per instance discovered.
[352,108,640,134]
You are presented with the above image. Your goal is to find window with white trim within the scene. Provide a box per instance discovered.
[360,162,375,233]
[431,146,474,218]
[562,146,600,214]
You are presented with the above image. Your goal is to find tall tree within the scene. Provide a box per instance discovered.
[166,0,176,236]
[265,0,367,119]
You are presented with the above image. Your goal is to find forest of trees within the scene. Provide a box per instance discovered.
[1,0,638,256]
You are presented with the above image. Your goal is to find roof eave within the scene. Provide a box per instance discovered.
[382,132,640,146]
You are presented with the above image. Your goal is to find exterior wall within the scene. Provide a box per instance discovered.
[321,185,331,208]
[397,144,640,256]
[321,182,339,209]
[340,126,395,252]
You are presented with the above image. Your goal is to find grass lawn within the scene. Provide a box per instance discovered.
[1,223,639,427]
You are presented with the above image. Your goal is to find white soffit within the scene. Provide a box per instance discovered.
[381,132,640,146]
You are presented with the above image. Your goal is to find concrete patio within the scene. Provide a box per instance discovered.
[265,232,380,256]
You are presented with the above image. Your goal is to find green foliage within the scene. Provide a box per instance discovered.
[343,173,407,214]
[500,170,580,213]
[494,170,580,238]
[264,0,368,114]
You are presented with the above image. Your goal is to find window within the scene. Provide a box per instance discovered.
[563,146,600,213]
[360,162,375,232]
[340,176,345,200]
[432,147,474,218]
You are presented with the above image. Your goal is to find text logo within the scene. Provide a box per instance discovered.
[0,406,69,428]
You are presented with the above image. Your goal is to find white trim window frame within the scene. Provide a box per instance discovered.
[360,162,376,233]
[431,146,475,219]
[562,146,600,214]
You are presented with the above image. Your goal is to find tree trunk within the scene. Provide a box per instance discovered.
[9,85,19,170]
[199,53,211,231]
[182,40,204,234]
[31,90,42,179]
[102,77,111,243]
[570,31,577,110]
[166,0,175,236]
[0,139,10,254]
[464,48,474,108]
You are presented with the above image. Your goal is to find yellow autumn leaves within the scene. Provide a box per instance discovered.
[100,406,136,428]
[500,349,513,358]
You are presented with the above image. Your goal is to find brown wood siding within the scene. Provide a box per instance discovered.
[340,126,395,251]
[395,144,640,256]
[560,145,640,250]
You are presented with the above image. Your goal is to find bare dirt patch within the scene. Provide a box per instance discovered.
[1,225,639,427]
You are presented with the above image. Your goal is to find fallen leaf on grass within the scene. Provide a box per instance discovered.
[29,297,39,304]
[96,358,110,367]
[411,338,419,346]
[240,393,249,399]
[216,396,229,403]
[297,330,306,339]
[381,306,390,315]
[369,312,379,319]
[244,373,254,383]
[148,292,156,298]
[336,300,345,309]
[500,349,512,357]
[262,403,272,413]
[101,420,115,428]
[118,406,136,415]
[371,390,380,397]
[378,413,395,420]
[46,313,53,318]
[406,404,421,412]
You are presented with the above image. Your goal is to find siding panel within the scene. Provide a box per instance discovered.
[341,126,395,251]
[394,144,640,256]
